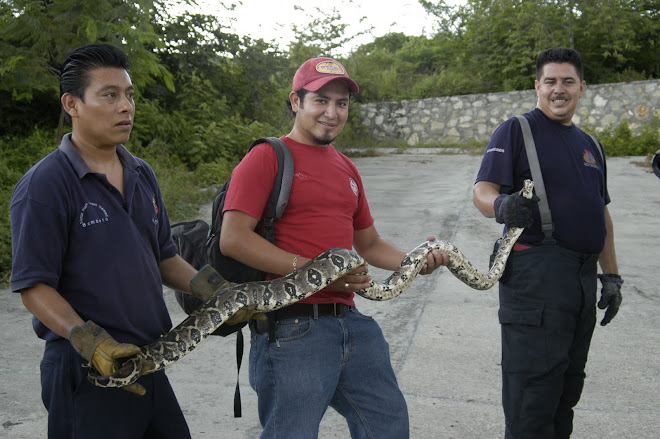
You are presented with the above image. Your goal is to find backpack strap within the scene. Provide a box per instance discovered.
[586,133,606,199]
[231,137,294,417]
[247,137,294,242]
[515,115,555,245]
[233,329,244,417]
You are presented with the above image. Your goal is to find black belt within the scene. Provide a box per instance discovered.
[273,303,353,320]
[251,303,353,337]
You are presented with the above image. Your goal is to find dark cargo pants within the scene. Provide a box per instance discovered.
[498,244,598,439]
[41,338,191,439]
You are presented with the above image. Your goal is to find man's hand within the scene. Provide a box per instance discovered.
[69,321,146,395]
[597,274,623,326]
[190,265,233,302]
[419,236,450,275]
[493,192,540,228]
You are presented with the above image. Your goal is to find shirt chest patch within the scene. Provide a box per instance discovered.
[582,149,600,169]
[349,178,359,196]
[79,202,109,228]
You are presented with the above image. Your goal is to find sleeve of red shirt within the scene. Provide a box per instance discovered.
[223,143,279,221]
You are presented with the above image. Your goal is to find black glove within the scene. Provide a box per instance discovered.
[493,192,540,228]
[69,321,146,395]
[597,273,623,326]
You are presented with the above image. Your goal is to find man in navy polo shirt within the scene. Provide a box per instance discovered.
[9,44,224,438]
[473,48,623,438]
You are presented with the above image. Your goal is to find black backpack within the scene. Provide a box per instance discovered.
[170,137,293,416]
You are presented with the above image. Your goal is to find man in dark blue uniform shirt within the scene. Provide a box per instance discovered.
[473,48,623,438]
[9,44,227,439]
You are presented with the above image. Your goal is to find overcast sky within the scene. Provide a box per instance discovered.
[175,0,464,55]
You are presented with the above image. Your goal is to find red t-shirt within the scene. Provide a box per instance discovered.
[223,136,374,305]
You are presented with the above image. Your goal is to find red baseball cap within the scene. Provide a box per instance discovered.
[292,57,359,93]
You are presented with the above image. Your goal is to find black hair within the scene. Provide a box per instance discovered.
[536,47,584,81]
[60,43,130,122]
[286,89,310,116]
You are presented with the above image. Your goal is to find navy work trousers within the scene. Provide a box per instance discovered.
[498,244,598,439]
[41,338,191,439]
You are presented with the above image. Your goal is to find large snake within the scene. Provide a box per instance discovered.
[88,180,534,389]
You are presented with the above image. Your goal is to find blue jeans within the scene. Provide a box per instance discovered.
[249,307,409,439]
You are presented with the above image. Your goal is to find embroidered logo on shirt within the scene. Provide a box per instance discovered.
[486,147,505,154]
[79,202,109,228]
[583,149,596,165]
[349,178,359,196]
[151,196,160,229]
[583,149,600,169]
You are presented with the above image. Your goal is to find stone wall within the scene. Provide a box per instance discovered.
[359,79,660,145]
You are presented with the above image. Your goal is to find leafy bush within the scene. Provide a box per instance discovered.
[193,158,234,188]
[149,157,214,223]
[583,118,660,157]
[0,128,60,284]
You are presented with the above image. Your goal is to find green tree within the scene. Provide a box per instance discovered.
[418,0,660,93]
[134,9,290,166]
[0,0,175,135]
[287,5,371,62]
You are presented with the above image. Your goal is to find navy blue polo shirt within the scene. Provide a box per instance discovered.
[476,108,609,254]
[10,134,178,345]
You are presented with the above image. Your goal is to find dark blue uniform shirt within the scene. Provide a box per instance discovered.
[10,134,178,345]
[476,108,609,254]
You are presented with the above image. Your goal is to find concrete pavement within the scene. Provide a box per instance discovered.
[1,152,659,438]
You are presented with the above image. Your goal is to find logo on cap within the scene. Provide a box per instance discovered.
[316,60,345,75]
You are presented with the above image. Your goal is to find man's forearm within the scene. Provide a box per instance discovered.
[160,254,198,293]
[21,284,84,339]
[598,207,619,274]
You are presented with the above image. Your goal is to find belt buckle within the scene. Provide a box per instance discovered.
[334,303,349,316]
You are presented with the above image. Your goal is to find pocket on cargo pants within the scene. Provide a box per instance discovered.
[499,301,547,373]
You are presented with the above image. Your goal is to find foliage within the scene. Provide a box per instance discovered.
[354,0,660,101]
[287,5,372,62]
[0,0,175,135]
[583,117,660,157]
[132,143,216,222]
[1,0,659,284]
[0,128,60,284]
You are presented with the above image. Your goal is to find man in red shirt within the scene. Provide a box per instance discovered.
[220,57,449,438]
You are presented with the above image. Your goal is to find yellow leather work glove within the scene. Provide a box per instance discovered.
[191,265,266,325]
[69,321,146,396]
[190,265,234,302]
[224,308,267,326]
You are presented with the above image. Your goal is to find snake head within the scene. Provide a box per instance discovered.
[87,355,144,388]
[519,179,535,200]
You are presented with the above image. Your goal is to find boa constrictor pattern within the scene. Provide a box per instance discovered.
[89,180,534,389]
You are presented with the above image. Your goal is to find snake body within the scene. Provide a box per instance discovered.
[89,180,534,389]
